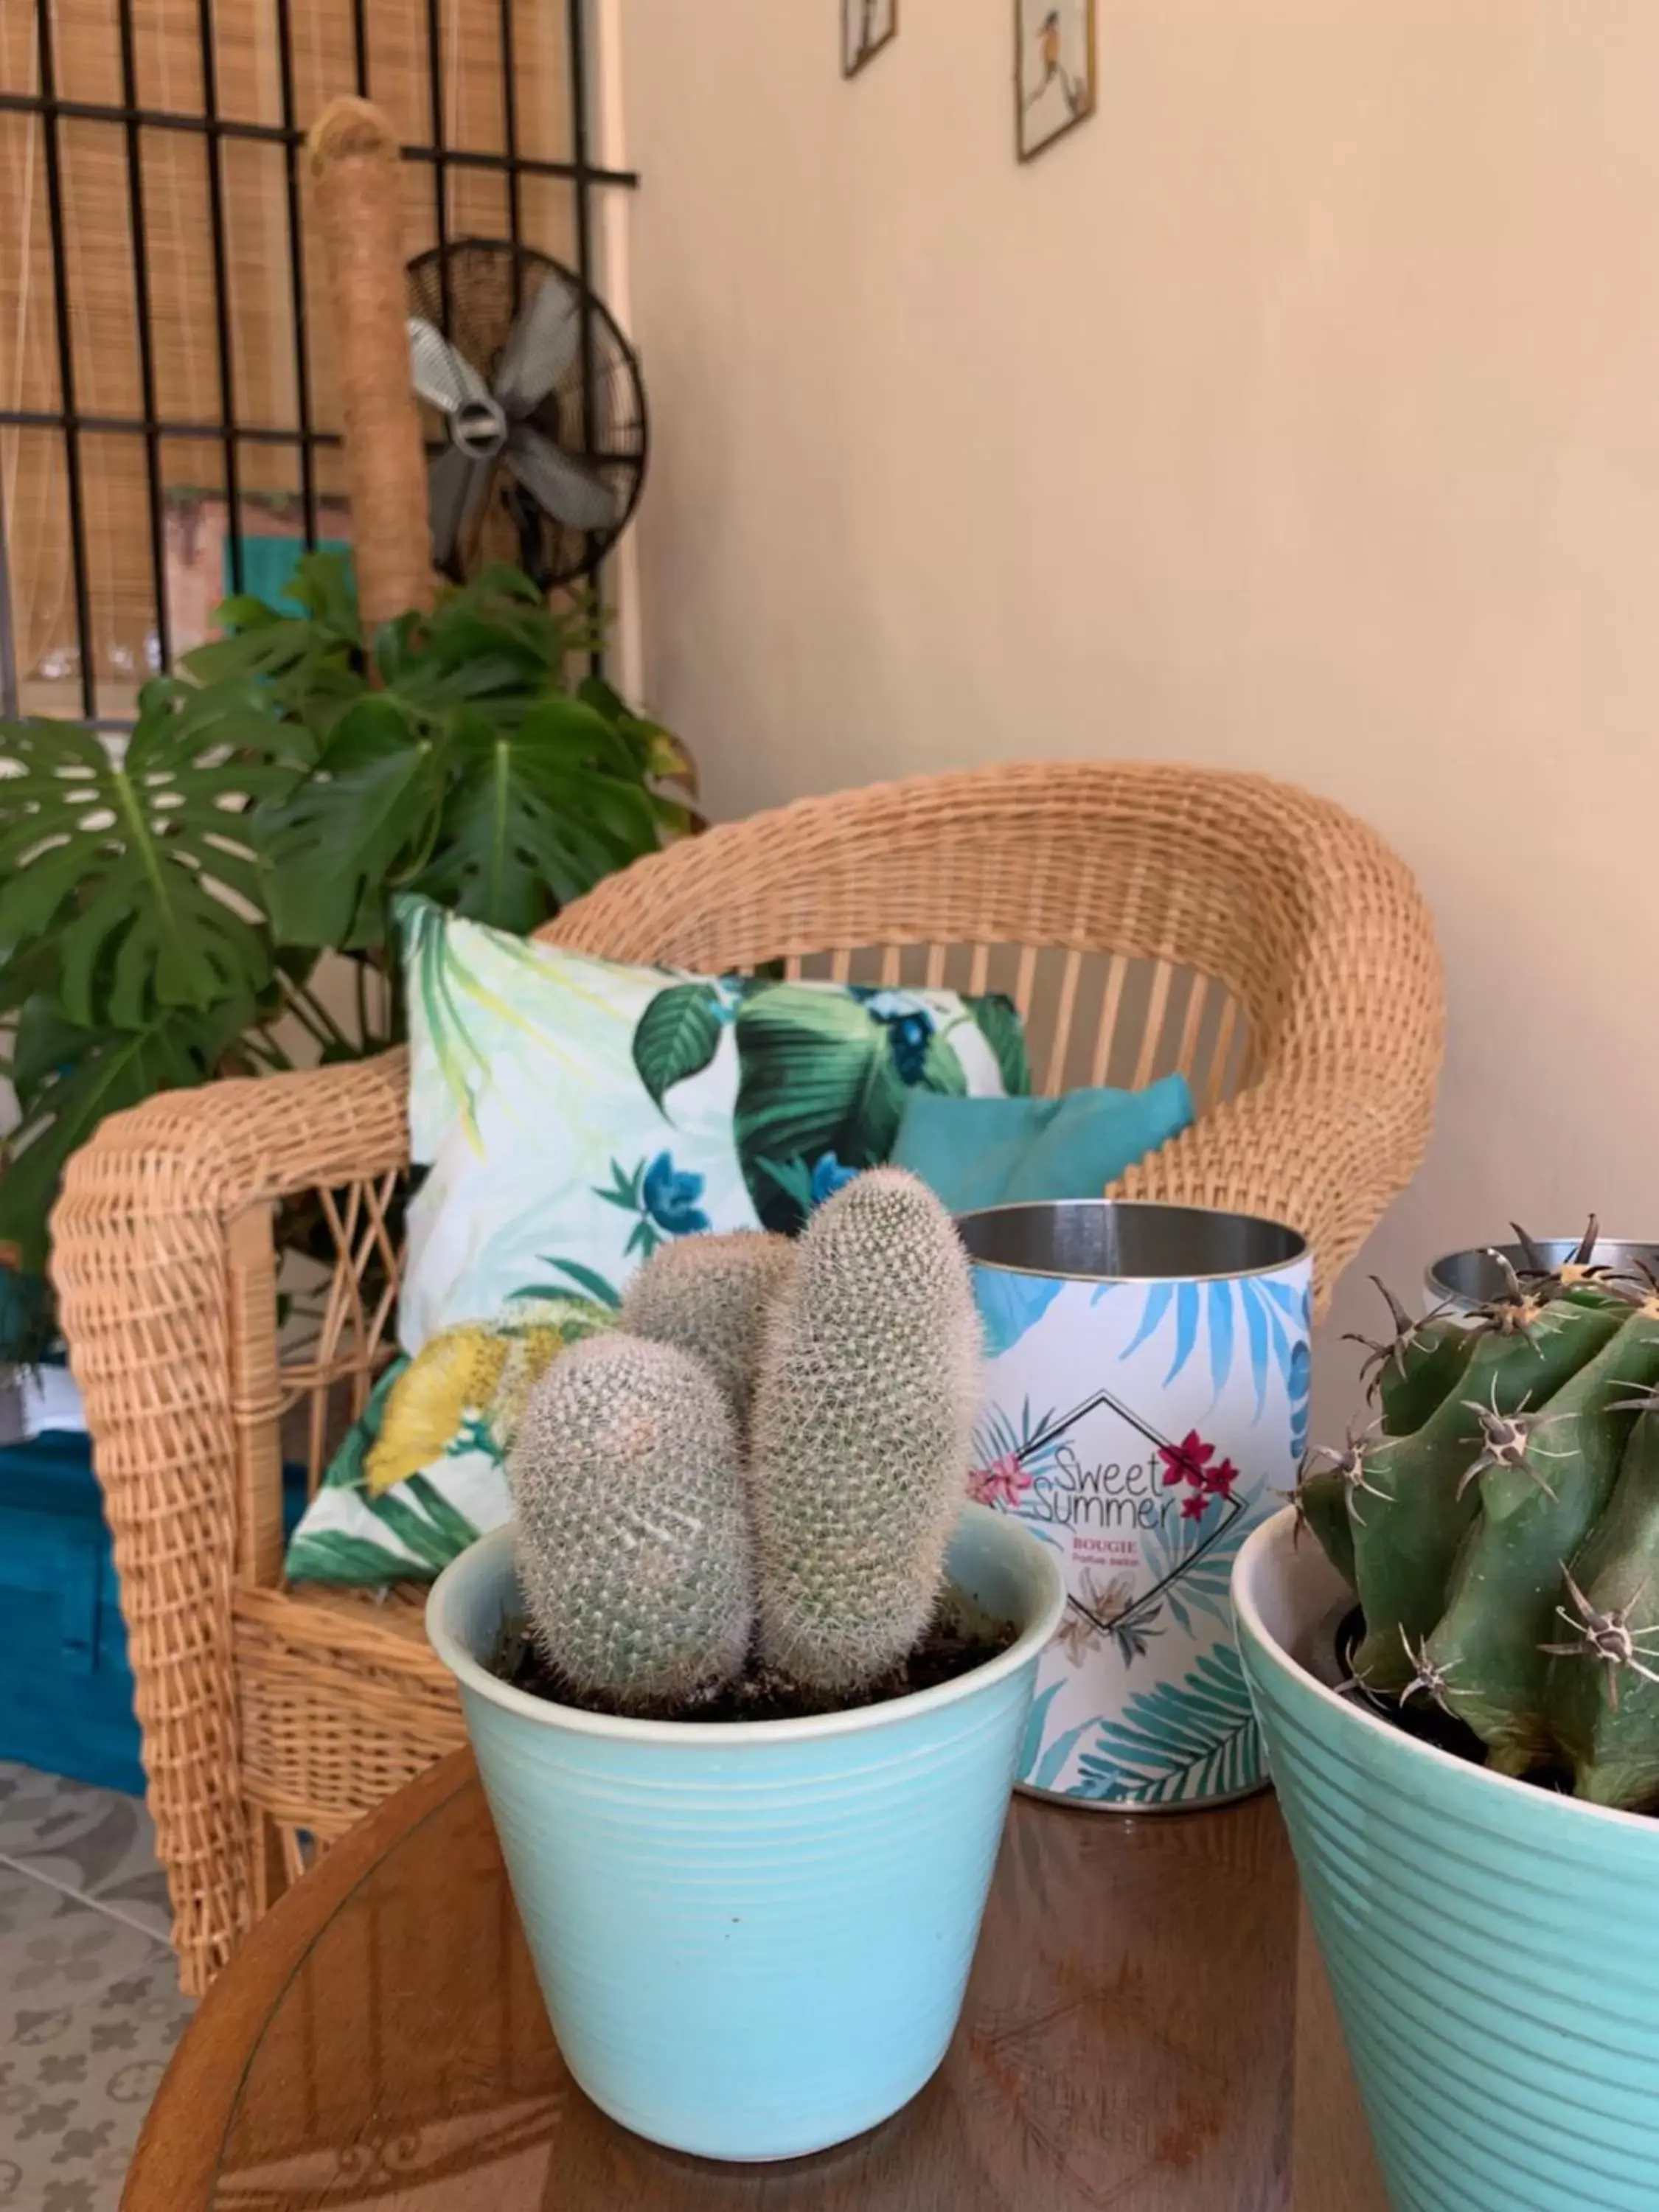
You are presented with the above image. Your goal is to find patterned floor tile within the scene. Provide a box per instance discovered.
[0,1872,190,2211]
[0,1769,192,2209]
[0,1766,170,1944]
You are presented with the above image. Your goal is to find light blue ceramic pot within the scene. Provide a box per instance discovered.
[426,1505,1065,2162]
[1234,1509,1659,2212]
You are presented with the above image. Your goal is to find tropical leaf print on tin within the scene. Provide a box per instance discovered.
[1018,1682,1065,1781]
[1032,1719,1095,1792]
[1093,1273,1310,1419]
[1072,1644,1262,1808]
[969,1394,1067,1506]
[1015,1684,1093,1791]
[975,1271,1064,1359]
[1139,1492,1252,1638]
[1287,1336,1311,1461]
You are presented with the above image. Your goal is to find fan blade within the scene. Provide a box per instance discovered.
[502,425,622,534]
[428,445,495,568]
[408,316,491,415]
[493,273,582,416]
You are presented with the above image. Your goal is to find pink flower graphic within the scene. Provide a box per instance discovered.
[1202,1455,1241,1498]
[1158,1430,1240,1505]
[968,1452,1032,1509]
[1158,1430,1215,1490]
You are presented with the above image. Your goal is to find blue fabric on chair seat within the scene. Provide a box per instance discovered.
[890,1074,1194,1216]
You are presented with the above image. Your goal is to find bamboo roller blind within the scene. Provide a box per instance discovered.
[1,0,578,702]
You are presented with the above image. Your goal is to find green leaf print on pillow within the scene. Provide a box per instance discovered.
[969,993,1032,1096]
[731,986,910,1234]
[729,983,1029,1234]
[631,979,726,1110]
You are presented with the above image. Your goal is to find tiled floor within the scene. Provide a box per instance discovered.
[0,1764,190,2211]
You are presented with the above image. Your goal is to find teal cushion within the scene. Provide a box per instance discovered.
[890,1074,1195,1215]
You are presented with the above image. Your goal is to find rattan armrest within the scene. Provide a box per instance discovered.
[54,1051,410,1229]
[1114,1069,1434,1319]
[48,1054,411,1981]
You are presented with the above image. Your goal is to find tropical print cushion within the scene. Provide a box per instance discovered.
[282,1298,611,1585]
[282,895,1029,1585]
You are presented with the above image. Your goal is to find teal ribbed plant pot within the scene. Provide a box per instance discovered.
[1235,1509,1659,2212]
[426,1505,1065,2163]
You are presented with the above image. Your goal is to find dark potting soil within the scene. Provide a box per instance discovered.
[498,1596,1018,1725]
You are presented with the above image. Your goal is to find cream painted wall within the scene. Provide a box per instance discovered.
[616,1,1659,1395]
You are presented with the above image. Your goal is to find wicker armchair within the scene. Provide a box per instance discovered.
[51,759,1444,1993]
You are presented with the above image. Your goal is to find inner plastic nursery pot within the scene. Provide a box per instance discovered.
[426,1503,1065,2163]
[1234,1508,1659,2212]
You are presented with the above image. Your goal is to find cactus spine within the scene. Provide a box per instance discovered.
[619,1230,796,1430]
[1300,1237,1659,1809]
[509,1334,753,1714]
[747,1169,982,1694]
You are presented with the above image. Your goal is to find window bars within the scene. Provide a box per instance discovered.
[0,0,635,726]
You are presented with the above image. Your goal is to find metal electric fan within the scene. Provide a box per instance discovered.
[406,240,648,589]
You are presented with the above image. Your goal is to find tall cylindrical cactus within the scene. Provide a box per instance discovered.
[619,1231,796,1430]
[1299,1251,1659,1809]
[747,1169,982,1695]
[509,1335,753,1714]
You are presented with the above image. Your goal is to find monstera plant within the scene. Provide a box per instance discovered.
[0,554,695,1364]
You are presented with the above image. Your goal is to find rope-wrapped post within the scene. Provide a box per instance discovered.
[307,96,435,633]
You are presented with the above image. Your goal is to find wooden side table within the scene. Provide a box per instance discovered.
[126,1753,1388,2210]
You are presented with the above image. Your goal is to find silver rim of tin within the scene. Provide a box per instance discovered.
[956,1199,1307,1284]
[1427,1237,1659,1310]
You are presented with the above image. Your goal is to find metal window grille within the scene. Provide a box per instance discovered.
[0,0,635,728]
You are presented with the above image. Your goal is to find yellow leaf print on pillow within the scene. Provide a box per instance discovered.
[364,1325,511,1496]
[494,1325,577,1437]
[363,1298,614,1498]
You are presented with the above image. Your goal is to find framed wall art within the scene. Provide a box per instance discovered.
[1016,0,1096,161]
[844,0,898,77]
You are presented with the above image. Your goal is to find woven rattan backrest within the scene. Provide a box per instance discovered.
[775,944,1250,1113]
[280,759,1395,1492]
[543,759,1361,1096]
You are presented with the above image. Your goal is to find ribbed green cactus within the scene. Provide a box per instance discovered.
[1299,1236,1659,1809]
[747,1169,982,1695]
[619,1230,796,1429]
[509,1334,754,1714]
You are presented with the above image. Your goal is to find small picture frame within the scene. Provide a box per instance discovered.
[843,0,897,78]
[1015,0,1096,162]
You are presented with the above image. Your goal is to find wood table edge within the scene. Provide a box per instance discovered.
[122,1749,478,2212]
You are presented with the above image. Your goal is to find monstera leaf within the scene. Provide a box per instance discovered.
[732,987,909,1233]
[256,693,449,951]
[0,681,302,1028]
[413,695,664,932]
[257,607,670,949]
[0,993,255,1275]
[0,552,694,1362]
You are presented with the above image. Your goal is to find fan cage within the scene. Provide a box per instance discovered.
[406,237,647,591]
